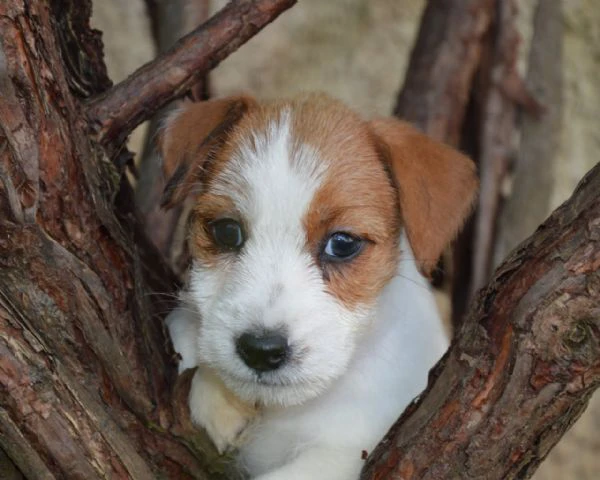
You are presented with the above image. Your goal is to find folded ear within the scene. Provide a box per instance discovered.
[158,96,255,208]
[369,118,478,276]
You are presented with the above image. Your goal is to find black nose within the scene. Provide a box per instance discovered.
[236,332,289,372]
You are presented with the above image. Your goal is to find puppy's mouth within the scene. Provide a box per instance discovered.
[216,366,327,407]
[254,374,294,387]
[227,368,299,388]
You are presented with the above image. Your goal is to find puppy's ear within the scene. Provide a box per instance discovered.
[370,118,478,276]
[158,96,255,208]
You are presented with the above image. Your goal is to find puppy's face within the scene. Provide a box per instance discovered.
[161,94,477,407]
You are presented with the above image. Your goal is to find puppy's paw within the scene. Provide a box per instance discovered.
[165,307,198,373]
[189,369,257,454]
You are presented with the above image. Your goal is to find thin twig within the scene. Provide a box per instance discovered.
[86,0,296,148]
[470,0,522,298]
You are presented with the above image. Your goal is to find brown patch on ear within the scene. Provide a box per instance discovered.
[158,96,256,209]
[369,118,478,276]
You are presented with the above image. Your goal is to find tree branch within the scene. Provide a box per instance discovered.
[394,0,495,145]
[470,0,544,299]
[86,0,296,148]
[494,0,562,268]
[469,0,520,298]
[362,161,600,479]
[393,0,496,328]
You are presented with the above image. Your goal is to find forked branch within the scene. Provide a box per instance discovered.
[86,0,296,148]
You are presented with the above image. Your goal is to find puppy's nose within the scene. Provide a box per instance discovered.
[236,332,289,372]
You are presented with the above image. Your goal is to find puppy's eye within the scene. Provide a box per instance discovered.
[322,232,363,262]
[209,219,245,250]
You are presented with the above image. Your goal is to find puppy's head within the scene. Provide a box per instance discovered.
[160,93,477,407]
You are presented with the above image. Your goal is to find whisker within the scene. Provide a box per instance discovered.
[143,291,179,298]
[391,272,431,291]
[152,306,201,319]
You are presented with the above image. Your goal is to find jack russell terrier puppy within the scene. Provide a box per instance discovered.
[162,93,478,480]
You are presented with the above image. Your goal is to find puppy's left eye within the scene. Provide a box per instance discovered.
[210,218,245,250]
[322,232,363,262]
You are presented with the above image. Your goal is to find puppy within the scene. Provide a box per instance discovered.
[162,93,477,480]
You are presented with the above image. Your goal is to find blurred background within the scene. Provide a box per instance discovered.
[92,1,599,478]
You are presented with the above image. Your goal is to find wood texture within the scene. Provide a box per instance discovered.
[494,0,563,267]
[470,0,544,298]
[370,1,599,478]
[393,0,495,328]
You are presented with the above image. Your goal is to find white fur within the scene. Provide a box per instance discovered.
[184,111,368,408]
[166,112,449,479]
[237,236,448,477]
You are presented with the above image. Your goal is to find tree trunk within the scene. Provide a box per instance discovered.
[394,0,496,328]
[1,0,598,479]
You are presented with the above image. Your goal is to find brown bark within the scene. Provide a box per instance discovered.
[144,0,212,102]
[468,0,520,299]
[394,0,495,146]
[396,0,544,327]
[453,0,543,323]
[362,161,600,480]
[0,0,294,478]
[394,0,496,329]
[376,2,599,478]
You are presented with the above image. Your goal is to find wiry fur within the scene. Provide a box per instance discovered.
[164,93,477,479]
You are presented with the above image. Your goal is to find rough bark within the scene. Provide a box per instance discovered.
[362,161,600,480]
[0,0,295,478]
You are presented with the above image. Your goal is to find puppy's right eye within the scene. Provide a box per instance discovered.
[209,219,245,250]
[322,232,364,262]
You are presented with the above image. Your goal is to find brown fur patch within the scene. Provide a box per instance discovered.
[293,95,402,309]
[369,118,479,276]
[159,96,255,208]
[162,96,298,267]
[187,193,239,268]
